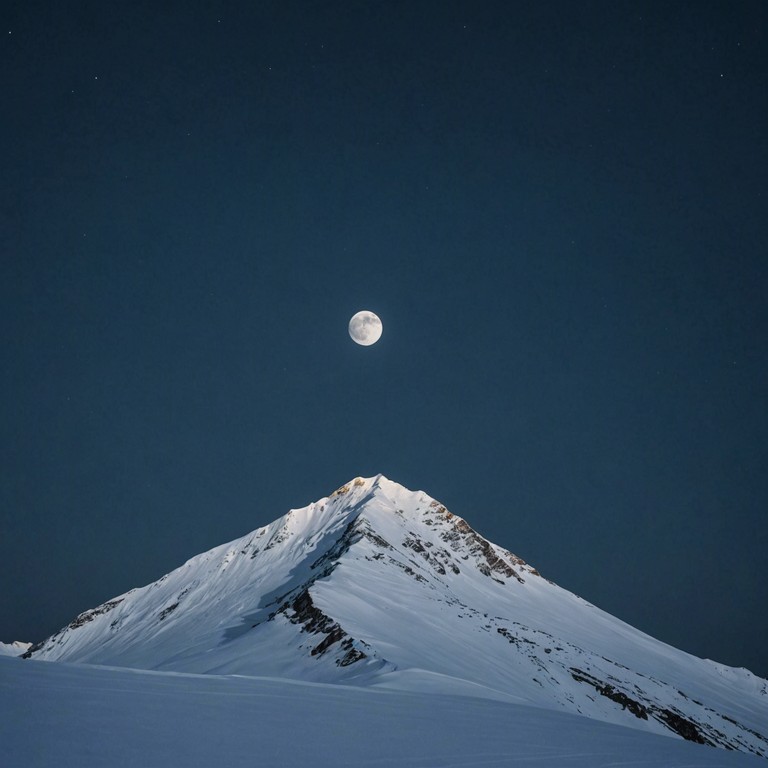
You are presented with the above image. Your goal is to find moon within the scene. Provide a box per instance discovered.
[348,310,383,346]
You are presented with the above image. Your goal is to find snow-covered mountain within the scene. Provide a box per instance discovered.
[24,475,768,758]
[0,641,30,657]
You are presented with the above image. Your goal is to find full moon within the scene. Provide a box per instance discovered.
[348,310,383,346]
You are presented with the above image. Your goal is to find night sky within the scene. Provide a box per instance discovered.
[2,2,766,679]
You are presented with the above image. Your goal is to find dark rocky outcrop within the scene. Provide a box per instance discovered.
[67,598,125,630]
[655,708,712,745]
[439,516,524,583]
[283,588,367,665]
[570,668,649,720]
[158,602,180,621]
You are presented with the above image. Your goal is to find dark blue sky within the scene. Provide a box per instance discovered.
[2,2,766,678]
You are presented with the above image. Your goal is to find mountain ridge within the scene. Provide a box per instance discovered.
[23,475,768,758]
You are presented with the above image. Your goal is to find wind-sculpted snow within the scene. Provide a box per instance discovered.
[23,475,768,758]
[5,656,767,768]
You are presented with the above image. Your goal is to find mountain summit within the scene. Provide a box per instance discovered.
[25,475,767,757]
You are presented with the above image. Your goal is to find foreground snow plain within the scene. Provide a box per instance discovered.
[1,655,764,768]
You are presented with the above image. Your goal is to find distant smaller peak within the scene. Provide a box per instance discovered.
[0,640,31,657]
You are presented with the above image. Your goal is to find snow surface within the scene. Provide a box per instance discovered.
[20,475,768,758]
[1,656,765,768]
[0,642,30,657]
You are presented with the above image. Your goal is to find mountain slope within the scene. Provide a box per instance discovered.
[25,475,768,758]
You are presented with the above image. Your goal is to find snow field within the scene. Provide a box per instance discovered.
[2,656,765,768]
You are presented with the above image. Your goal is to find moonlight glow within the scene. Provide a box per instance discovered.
[348,311,383,346]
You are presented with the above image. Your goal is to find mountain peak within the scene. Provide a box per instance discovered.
[23,476,768,757]
[324,473,412,507]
